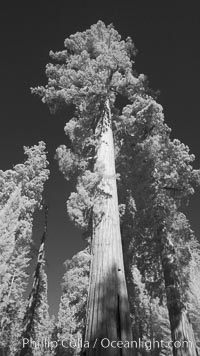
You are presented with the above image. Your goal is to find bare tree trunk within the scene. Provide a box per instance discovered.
[83,100,134,355]
[160,232,198,356]
[18,205,48,356]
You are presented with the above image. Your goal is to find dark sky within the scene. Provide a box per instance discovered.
[0,1,200,316]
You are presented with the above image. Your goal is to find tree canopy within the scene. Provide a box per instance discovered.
[0,20,200,356]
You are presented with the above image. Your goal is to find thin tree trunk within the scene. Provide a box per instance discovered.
[160,232,198,356]
[18,205,48,356]
[83,100,134,355]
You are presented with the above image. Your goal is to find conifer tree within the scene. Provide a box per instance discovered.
[116,96,200,355]
[128,266,150,347]
[0,142,49,356]
[32,21,143,355]
[18,205,52,356]
[55,249,90,356]
[32,21,200,356]
[129,267,172,356]
[0,187,24,356]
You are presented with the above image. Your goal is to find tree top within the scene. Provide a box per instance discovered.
[32,21,145,113]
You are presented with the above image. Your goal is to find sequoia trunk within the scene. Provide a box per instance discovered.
[83,100,133,355]
[160,232,198,356]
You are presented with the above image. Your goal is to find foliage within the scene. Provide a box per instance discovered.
[129,266,172,356]
[32,20,200,353]
[31,264,54,356]
[0,142,49,356]
[54,249,90,356]
[114,92,200,292]
[31,21,146,237]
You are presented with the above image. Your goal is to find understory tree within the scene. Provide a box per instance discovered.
[54,249,90,356]
[18,205,53,356]
[0,142,49,356]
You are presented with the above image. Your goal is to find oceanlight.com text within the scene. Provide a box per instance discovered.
[22,337,194,351]
[100,337,193,351]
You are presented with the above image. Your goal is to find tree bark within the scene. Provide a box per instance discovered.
[83,100,134,355]
[160,231,198,356]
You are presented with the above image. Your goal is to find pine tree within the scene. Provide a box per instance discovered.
[18,205,53,356]
[55,249,90,356]
[115,96,200,355]
[0,186,24,356]
[130,267,172,356]
[149,299,172,356]
[0,142,49,356]
[129,266,151,354]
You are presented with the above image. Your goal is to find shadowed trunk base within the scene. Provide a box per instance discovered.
[173,308,199,356]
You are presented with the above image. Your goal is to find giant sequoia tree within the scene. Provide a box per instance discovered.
[33,21,141,355]
[33,21,200,355]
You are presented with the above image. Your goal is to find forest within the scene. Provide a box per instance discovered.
[0,20,200,356]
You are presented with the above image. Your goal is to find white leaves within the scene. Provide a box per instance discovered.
[56,249,90,354]
[33,21,141,120]
[0,142,49,355]
[67,170,103,230]
[0,187,22,270]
